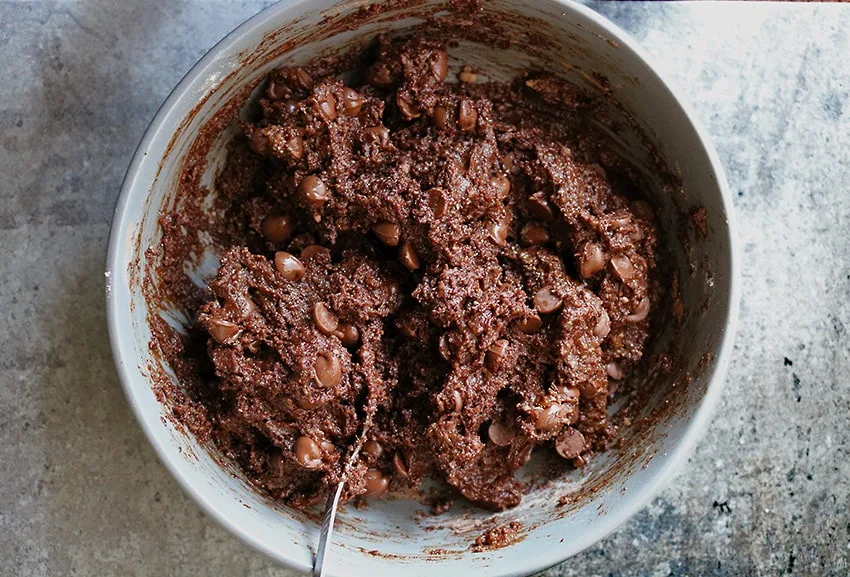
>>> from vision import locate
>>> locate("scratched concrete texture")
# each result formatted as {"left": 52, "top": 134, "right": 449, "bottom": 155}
{"left": 0, "top": 2, "right": 848, "bottom": 576}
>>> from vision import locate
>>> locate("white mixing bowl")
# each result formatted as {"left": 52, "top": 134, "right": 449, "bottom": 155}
{"left": 106, "top": 1, "right": 740, "bottom": 575}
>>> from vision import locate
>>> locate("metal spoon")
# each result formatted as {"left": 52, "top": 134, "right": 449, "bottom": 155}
{"left": 312, "top": 416, "right": 373, "bottom": 577}
{"left": 312, "top": 480, "right": 344, "bottom": 577}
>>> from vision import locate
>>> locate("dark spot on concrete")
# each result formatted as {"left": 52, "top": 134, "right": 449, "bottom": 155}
{"left": 830, "top": 314, "right": 846, "bottom": 336}
{"left": 787, "top": 465, "right": 796, "bottom": 482}
{"left": 631, "top": 498, "right": 681, "bottom": 542}
{"left": 792, "top": 373, "right": 801, "bottom": 402}
{"left": 784, "top": 357, "right": 793, "bottom": 366}
{"left": 737, "top": 190, "right": 744, "bottom": 197}
{"left": 15, "top": 117, "right": 23, "bottom": 127}
{"left": 806, "top": 473, "right": 813, "bottom": 481}
{"left": 823, "top": 91, "right": 845, "bottom": 120}
{"left": 154, "top": 492, "right": 161, "bottom": 502}
{"left": 667, "top": 559, "right": 691, "bottom": 576}
{"left": 786, "top": 551, "right": 796, "bottom": 573}
{"left": 0, "top": 211, "right": 16, "bottom": 230}
{"left": 712, "top": 500, "right": 731, "bottom": 514}
{"left": 48, "top": 198, "right": 89, "bottom": 226}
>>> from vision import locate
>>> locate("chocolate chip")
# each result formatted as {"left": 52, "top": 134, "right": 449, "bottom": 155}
{"left": 428, "top": 188, "right": 447, "bottom": 218}
{"left": 555, "top": 427, "right": 585, "bottom": 460}
{"left": 362, "top": 440, "right": 383, "bottom": 460}
{"left": 342, "top": 87, "right": 364, "bottom": 116}
{"left": 630, "top": 227, "right": 645, "bottom": 242}
{"left": 208, "top": 319, "right": 240, "bottom": 343}
{"left": 535, "top": 403, "right": 563, "bottom": 431}
{"left": 437, "top": 389, "right": 463, "bottom": 413}
{"left": 312, "top": 303, "right": 339, "bottom": 335}
{"left": 438, "top": 333, "right": 453, "bottom": 361}
{"left": 295, "top": 395, "right": 323, "bottom": 410}
{"left": 431, "top": 106, "right": 449, "bottom": 129}
{"left": 300, "top": 244, "right": 327, "bottom": 261}
{"left": 458, "top": 99, "right": 477, "bottom": 131}
{"left": 364, "top": 469, "right": 390, "bottom": 497}
{"left": 518, "top": 313, "right": 542, "bottom": 334}
{"left": 520, "top": 223, "right": 549, "bottom": 246}
{"left": 294, "top": 67, "right": 313, "bottom": 90}
{"left": 300, "top": 175, "right": 330, "bottom": 209}
{"left": 491, "top": 174, "right": 511, "bottom": 197}
{"left": 363, "top": 125, "right": 390, "bottom": 147}
{"left": 396, "top": 93, "right": 420, "bottom": 120}
{"left": 337, "top": 324, "right": 360, "bottom": 348}
{"left": 527, "top": 193, "right": 555, "bottom": 221}
{"left": 487, "top": 419, "right": 514, "bottom": 446}
{"left": 284, "top": 135, "right": 303, "bottom": 159}
{"left": 580, "top": 242, "right": 606, "bottom": 278}
{"left": 610, "top": 254, "right": 635, "bottom": 280}
{"left": 274, "top": 251, "right": 305, "bottom": 281}
{"left": 374, "top": 221, "right": 400, "bottom": 246}
{"left": 393, "top": 451, "right": 409, "bottom": 478}
{"left": 249, "top": 129, "right": 269, "bottom": 154}
{"left": 398, "top": 242, "right": 420, "bottom": 270}
{"left": 294, "top": 436, "right": 323, "bottom": 468}
{"left": 240, "top": 295, "right": 257, "bottom": 319}
{"left": 368, "top": 63, "right": 393, "bottom": 87}
{"left": 316, "top": 95, "right": 337, "bottom": 121}
{"left": 266, "top": 80, "right": 286, "bottom": 101}
{"left": 625, "top": 296, "right": 650, "bottom": 323}
{"left": 261, "top": 214, "right": 293, "bottom": 243}
{"left": 630, "top": 199, "right": 655, "bottom": 221}
{"left": 431, "top": 50, "right": 448, "bottom": 82}
{"left": 487, "top": 219, "right": 508, "bottom": 246}
{"left": 607, "top": 210, "right": 632, "bottom": 228}
{"left": 484, "top": 339, "right": 509, "bottom": 372}
{"left": 314, "top": 351, "right": 342, "bottom": 388}
{"left": 594, "top": 309, "right": 611, "bottom": 338}
{"left": 607, "top": 361, "right": 624, "bottom": 380}
{"left": 459, "top": 66, "right": 477, "bottom": 83}
{"left": 534, "top": 286, "right": 562, "bottom": 314}
{"left": 451, "top": 390, "right": 463, "bottom": 413}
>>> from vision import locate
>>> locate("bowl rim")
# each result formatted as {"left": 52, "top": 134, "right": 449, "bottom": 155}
{"left": 105, "top": 1, "right": 740, "bottom": 574}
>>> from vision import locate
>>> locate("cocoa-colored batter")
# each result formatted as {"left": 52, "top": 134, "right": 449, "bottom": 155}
{"left": 156, "top": 35, "right": 662, "bottom": 511}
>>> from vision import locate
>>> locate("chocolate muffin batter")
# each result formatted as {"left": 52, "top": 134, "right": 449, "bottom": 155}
{"left": 159, "top": 35, "right": 662, "bottom": 511}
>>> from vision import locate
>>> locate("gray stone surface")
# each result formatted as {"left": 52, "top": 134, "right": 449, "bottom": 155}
{"left": 1, "top": 1, "right": 848, "bottom": 576}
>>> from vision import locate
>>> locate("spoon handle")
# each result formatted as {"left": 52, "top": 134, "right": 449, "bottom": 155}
{"left": 312, "top": 480, "right": 345, "bottom": 577}
{"left": 312, "top": 410, "right": 373, "bottom": 576}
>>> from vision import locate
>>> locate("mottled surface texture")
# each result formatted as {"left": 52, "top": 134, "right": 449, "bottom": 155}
{"left": 1, "top": 2, "right": 848, "bottom": 576}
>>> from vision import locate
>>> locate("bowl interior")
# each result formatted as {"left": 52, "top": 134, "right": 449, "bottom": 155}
{"left": 107, "top": 1, "right": 737, "bottom": 575}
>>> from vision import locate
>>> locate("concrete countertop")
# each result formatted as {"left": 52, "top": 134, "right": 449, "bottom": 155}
{"left": 1, "top": 2, "right": 848, "bottom": 575}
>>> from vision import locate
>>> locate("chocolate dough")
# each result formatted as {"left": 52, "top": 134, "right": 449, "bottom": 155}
{"left": 165, "top": 35, "right": 661, "bottom": 511}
